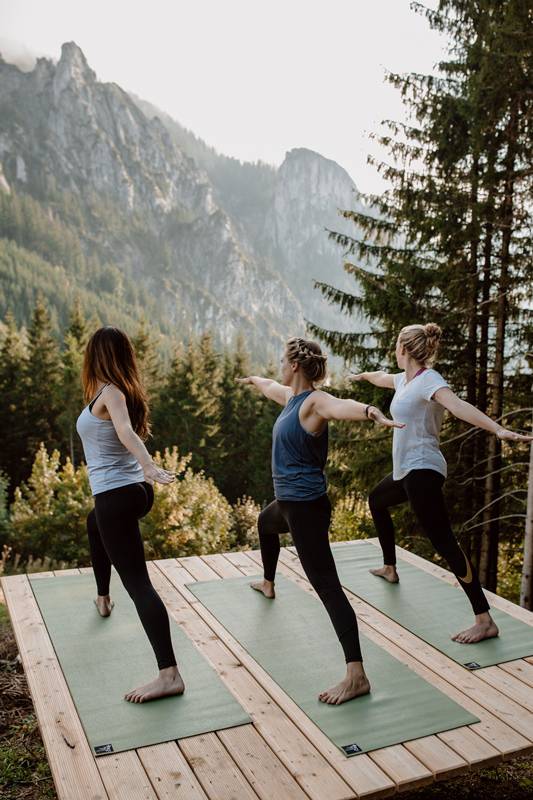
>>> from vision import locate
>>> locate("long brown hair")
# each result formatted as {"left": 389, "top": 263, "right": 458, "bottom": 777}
{"left": 82, "top": 326, "right": 151, "bottom": 440}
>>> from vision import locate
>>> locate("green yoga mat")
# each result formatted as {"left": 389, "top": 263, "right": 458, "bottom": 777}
{"left": 187, "top": 573, "right": 478, "bottom": 756}
{"left": 30, "top": 572, "right": 250, "bottom": 756}
{"left": 330, "top": 540, "right": 533, "bottom": 670}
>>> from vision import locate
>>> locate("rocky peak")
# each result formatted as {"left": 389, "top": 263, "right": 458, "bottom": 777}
{"left": 55, "top": 41, "right": 96, "bottom": 87}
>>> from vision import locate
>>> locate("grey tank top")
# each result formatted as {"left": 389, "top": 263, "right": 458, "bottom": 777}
{"left": 76, "top": 383, "right": 144, "bottom": 496}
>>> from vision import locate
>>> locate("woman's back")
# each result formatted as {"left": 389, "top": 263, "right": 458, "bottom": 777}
{"left": 76, "top": 384, "right": 144, "bottom": 496}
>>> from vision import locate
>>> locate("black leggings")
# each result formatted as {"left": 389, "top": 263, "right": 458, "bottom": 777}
{"left": 258, "top": 493, "right": 363, "bottom": 663}
{"left": 368, "top": 469, "right": 490, "bottom": 615}
{"left": 87, "top": 481, "right": 177, "bottom": 670}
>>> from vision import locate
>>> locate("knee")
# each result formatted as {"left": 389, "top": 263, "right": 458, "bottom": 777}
{"left": 310, "top": 570, "right": 342, "bottom": 600}
{"left": 368, "top": 489, "right": 381, "bottom": 515}
{"left": 86, "top": 509, "right": 98, "bottom": 534}
{"left": 257, "top": 508, "right": 271, "bottom": 537}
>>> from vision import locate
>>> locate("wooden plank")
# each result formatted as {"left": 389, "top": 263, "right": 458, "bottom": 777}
{"left": 137, "top": 742, "right": 209, "bottom": 799}
{"left": 403, "top": 735, "right": 468, "bottom": 778}
{"left": 201, "top": 553, "right": 244, "bottom": 579}
{"left": 499, "top": 660, "right": 533, "bottom": 688}
{"left": 437, "top": 727, "right": 500, "bottom": 767}
{"left": 179, "top": 556, "right": 218, "bottom": 582}
{"left": 267, "top": 547, "right": 533, "bottom": 757}
{"left": 97, "top": 750, "right": 159, "bottom": 799}
{"left": 27, "top": 570, "right": 56, "bottom": 578}
{"left": 152, "top": 559, "right": 394, "bottom": 799}
{"left": 217, "top": 724, "right": 309, "bottom": 800}
{"left": 476, "top": 667, "right": 533, "bottom": 713}
{"left": 54, "top": 567, "right": 83, "bottom": 576}
{"left": 367, "top": 746, "right": 432, "bottom": 791}
{"left": 179, "top": 732, "right": 260, "bottom": 800}
{"left": 0, "top": 574, "right": 109, "bottom": 800}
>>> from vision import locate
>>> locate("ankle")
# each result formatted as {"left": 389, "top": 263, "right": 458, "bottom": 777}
{"left": 159, "top": 665, "right": 178, "bottom": 677}
{"left": 346, "top": 661, "right": 366, "bottom": 680}
{"left": 475, "top": 612, "right": 492, "bottom": 624}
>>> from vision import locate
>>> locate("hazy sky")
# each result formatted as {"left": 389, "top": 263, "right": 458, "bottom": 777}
{"left": 0, "top": 0, "right": 446, "bottom": 195}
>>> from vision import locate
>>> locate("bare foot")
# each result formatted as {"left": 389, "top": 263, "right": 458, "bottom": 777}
{"left": 369, "top": 565, "right": 399, "bottom": 583}
{"left": 452, "top": 613, "right": 499, "bottom": 644}
{"left": 250, "top": 579, "right": 275, "bottom": 599}
{"left": 94, "top": 595, "right": 114, "bottom": 616}
{"left": 319, "top": 663, "right": 371, "bottom": 705}
{"left": 124, "top": 666, "right": 185, "bottom": 703}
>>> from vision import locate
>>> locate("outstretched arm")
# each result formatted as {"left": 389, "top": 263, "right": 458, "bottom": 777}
{"left": 312, "top": 391, "right": 405, "bottom": 429}
{"left": 236, "top": 376, "right": 291, "bottom": 406}
{"left": 350, "top": 370, "right": 396, "bottom": 389}
{"left": 433, "top": 387, "right": 533, "bottom": 442}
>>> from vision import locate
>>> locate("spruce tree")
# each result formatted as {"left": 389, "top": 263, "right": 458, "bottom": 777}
{"left": 23, "top": 297, "right": 63, "bottom": 480}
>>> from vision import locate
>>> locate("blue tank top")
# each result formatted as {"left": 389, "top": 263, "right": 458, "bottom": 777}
{"left": 271, "top": 390, "right": 328, "bottom": 501}
{"left": 75, "top": 383, "right": 145, "bottom": 496}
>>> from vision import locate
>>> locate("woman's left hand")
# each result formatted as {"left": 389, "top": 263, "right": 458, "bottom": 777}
{"left": 368, "top": 407, "right": 406, "bottom": 429}
{"left": 142, "top": 460, "right": 176, "bottom": 486}
{"left": 496, "top": 427, "right": 533, "bottom": 443}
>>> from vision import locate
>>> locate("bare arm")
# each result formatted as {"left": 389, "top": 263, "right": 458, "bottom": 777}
{"left": 312, "top": 391, "right": 404, "bottom": 428}
{"left": 236, "top": 376, "right": 291, "bottom": 406}
{"left": 350, "top": 370, "right": 396, "bottom": 389}
{"left": 104, "top": 386, "right": 175, "bottom": 484}
{"left": 434, "top": 387, "right": 533, "bottom": 442}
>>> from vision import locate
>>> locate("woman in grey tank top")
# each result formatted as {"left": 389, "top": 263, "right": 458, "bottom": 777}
{"left": 76, "top": 326, "right": 183, "bottom": 704}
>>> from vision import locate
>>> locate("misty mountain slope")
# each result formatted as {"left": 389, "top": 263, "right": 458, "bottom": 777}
{"left": 0, "top": 42, "right": 365, "bottom": 360}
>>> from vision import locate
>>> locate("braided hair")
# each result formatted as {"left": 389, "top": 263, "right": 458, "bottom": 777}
{"left": 285, "top": 337, "right": 328, "bottom": 383}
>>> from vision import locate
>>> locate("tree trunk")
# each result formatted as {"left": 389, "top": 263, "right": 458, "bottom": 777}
{"left": 463, "top": 157, "right": 480, "bottom": 561}
{"left": 520, "top": 414, "right": 533, "bottom": 609}
{"left": 479, "top": 102, "right": 519, "bottom": 591}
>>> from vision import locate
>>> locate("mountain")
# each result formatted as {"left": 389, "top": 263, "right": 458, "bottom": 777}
{"left": 0, "top": 42, "right": 363, "bottom": 362}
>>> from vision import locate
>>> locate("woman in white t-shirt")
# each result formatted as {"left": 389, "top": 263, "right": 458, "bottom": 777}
{"left": 353, "top": 323, "right": 533, "bottom": 645}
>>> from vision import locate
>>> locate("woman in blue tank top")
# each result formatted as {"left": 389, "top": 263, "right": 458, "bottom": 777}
{"left": 76, "top": 326, "right": 182, "bottom": 704}
{"left": 238, "top": 336, "right": 403, "bottom": 705}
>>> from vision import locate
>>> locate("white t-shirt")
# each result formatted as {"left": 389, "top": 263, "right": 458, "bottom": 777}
{"left": 389, "top": 368, "right": 450, "bottom": 481}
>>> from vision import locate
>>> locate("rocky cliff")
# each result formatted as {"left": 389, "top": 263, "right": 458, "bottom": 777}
{"left": 0, "top": 42, "right": 364, "bottom": 361}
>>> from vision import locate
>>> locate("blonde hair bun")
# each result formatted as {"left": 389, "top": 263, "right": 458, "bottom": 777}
{"left": 399, "top": 323, "right": 442, "bottom": 367}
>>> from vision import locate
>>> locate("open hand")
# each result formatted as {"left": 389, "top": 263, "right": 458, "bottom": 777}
{"left": 349, "top": 372, "right": 367, "bottom": 382}
{"left": 369, "top": 407, "right": 405, "bottom": 429}
{"left": 142, "top": 461, "right": 176, "bottom": 486}
{"left": 236, "top": 376, "right": 253, "bottom": 384}
{"left": 496, "top": 427, "right": 533, "bottom": 443}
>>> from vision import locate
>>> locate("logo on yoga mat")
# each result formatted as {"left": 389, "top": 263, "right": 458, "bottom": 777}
{"left": 94, "top": 743, "right": 114, "bottom": 755}
{"left": 464, "top": 661, "right": 481, "bottom": 670}
{"left": 342, "top": 743, "right": 362, "bottom": 755}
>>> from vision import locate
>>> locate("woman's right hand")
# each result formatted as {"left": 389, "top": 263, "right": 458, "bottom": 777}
{"left": 236, "top": 376, "right": 253, "bottom": 384}
{"left": 349, "top": 372, "right": 368, "bottom": 382}
{"left": 142, "top": 460, "right": 176, "bottom": 486}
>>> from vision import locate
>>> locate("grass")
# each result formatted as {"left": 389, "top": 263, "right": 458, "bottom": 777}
{"left": 1, "top": 595, "right": 533, "bottom": 799}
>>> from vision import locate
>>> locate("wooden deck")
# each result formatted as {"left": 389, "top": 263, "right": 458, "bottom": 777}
{"left": 2, "top": 537, "right": 533, "bottom": 800}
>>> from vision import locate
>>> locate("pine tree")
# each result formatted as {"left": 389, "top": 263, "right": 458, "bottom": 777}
{"left": 152, "top": 333, "right": 223, "bottom": 475}
{"left": 57, "top": 298, "right": 89, "bottom": 466}
{"left": 23, "top": 297, "right": 63, "bottom": 479}
{"left": 0, "top": 311, "right": 29, "bottom": 496}
{"left": 131, "top": 316, "right": 163, "bottom": 400}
